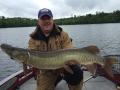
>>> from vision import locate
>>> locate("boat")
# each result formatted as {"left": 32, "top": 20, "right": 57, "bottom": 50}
{"left": 0, "top": 55, "right": 120, "bottom": 90}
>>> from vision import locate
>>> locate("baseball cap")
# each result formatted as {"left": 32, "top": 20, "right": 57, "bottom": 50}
{"left": 38, "top": 8, "right": 53, "bottom": 18}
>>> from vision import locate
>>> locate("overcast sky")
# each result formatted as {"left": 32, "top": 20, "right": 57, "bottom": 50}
{"left": 0, "top": 0, "right": 120, "bottom": 19}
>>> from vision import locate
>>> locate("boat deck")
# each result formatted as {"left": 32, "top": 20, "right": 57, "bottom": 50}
{"left": 18, "top": 71, "right": 117, "bottom": 90}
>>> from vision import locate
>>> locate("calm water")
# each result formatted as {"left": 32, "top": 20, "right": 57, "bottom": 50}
{"left": 0, "top": 23, "right": 120, "bottom": 81}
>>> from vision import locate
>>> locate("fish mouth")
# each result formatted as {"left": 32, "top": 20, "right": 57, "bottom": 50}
{"left": 0, "top": 44, "right": 13, "bottom": 55}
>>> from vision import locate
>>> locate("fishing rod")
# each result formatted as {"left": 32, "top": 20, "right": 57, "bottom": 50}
{"left": 83, "top": 64, "right": 105, "bottom": 83}
{"left": 83, "top": 73, "right": 106, "bottom": 83}
{"left": 83, "top": 72, "right": 120, "bottom": 89}
{"left": 83, "top": 70, "right": 120, "bottom": 89}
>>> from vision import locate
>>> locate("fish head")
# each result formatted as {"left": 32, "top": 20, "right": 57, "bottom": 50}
{"left": 1, "top": 44, "right": 14, "bottom": 57}
{"left": 1, "top": 44, "right": 28, "bottom": 62}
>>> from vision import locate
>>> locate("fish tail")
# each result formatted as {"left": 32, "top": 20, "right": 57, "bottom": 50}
{"left": 104, "top": 57, "right": 118, "bottom": 78}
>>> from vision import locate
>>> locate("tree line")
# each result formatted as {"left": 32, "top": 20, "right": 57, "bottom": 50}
{"left": 54, "top": 10, "right": 120, "bottom": 25}
{"left": 0, "top": 17, "right": 37, "bottom": 28}
{"left": 0, "top": 10, "right": 120, "bottom": 28}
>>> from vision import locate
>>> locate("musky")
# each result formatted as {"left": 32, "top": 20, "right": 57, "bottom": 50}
{"left": 0, "top": 0, "right": 120, "bottom": 19}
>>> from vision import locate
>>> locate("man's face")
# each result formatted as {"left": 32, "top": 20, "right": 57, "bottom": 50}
{"left": 38, "top": 15, "right": 54, "bottom": 34}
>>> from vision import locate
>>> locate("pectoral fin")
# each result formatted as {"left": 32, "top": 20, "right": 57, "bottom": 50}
{"left": 85, "top": 64, "right": 96, "bottom": 75}
{"left": 23, "top": 63, "right": 28, "bottom": 75}
{"left": 63, "top": 65, "right": 74, "bottom": 74}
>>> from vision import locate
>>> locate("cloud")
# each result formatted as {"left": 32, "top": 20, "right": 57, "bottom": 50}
{"left": 43, "top": 0, "right": 120, "bottom": 18}
{"left": 0, "top": 0, "right": 120, "bottom": 19}
{"left": 0, "top": 0, "right": 38, "bottom": 18}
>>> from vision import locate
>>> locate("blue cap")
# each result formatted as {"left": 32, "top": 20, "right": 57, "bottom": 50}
{"left": 38, "top": 8, "right": 53, "bottom": 18}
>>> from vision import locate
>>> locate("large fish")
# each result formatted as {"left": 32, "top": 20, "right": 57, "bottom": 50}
{"left": 0, "top": 44, "right": 118, "bottom": 77}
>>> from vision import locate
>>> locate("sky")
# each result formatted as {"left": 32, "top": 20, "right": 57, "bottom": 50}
{"left": 0, "top": 0, "right": 120, "bottom": 19}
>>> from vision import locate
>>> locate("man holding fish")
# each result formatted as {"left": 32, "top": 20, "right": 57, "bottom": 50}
{"left": 28, "top": 8, "right": 84, "bottom": 90}
{"left": 1, "top": 8, "right": 118, "bottom": 90}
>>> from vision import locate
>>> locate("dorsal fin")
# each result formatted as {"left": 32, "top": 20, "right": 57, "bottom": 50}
{"left": 82, "top": 46, "right": 100, "bottom": 54}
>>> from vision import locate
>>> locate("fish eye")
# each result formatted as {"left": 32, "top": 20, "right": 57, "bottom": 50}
{"left": 11, "top": 47, "right": 14, "bottom": 51}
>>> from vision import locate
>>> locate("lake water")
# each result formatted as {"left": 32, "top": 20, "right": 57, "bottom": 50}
{"left": 0, "top": 23, "right": 120, "bottom": 81}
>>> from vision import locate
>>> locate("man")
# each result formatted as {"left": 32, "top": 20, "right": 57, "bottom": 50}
{"left": 28, "top": 8, "right": 83, "bottom": 90}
